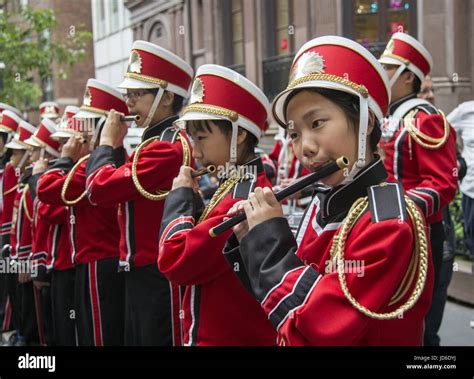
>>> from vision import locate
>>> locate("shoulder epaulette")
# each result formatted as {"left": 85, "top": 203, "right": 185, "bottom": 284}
{"left": 415, "top": 103, "right": 439, "bottom": 116}
{"left": 232, "top": 173, "right": 257, "bottom": 200}
{"left": 367, "top": 182, "right": 407, "bottom": 223}
{"left": 159, "top": 126, "right": 180, "bottom": 143}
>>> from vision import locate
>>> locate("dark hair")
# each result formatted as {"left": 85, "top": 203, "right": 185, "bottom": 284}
{"left": 186, "top": 119, "right": 258, "bottom": 162}
{"left": 402, "top": 68, "right": 421, "bottom": 94}
{"left": 284, "top": 88, "right": 380, "bottom": 151}
{"left": 0, "top": 132, "right": 8, "bottom": 145}
{"left": 147, "top": 89, "right": 184, "bottom": 114}
{"left": 171, "top": 94, "right": 184, "bottom": 114}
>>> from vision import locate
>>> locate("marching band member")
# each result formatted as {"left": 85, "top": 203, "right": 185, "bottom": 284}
{"left": 37, "top": 79, "right": 128, "bottom": 346}
{"left": 39, "top": 101, "right": 60, "bottom": 121}
{"left": 0, "top": 107, "right": 23, "bottom": 343}
{"left": 5, "top": 120, "right": 42, "bottom": 346}
{"left": 158, "top": 64, "right": 277, "bottom": 346}
{"left": 225, "top": 36, "right": 434, "bottom": 346}
{"left": 25, "top": 117, "right": 63, "bottom": 346}
{"left": 33, "top": 105, "right": 80, "bottom": 346}
{"left": 85, "top": 41, "right": 194, "bottom": 346}
{"left": 378, "top": 33, "right": 458, "bottom": 345}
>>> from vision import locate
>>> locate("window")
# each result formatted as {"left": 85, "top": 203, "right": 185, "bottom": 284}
{"left": 96, "top": 0, "right": 106, "bottom": 38}
{"left": 110, "top": 0, "right": 120, "bottom": 33}
{"left": 344, "top": 0, "right": 417, "bottom": 57}
{"left": 222, "top": 0, "right": 245, "bottom": 73}
{"left": 275, "top": 0, "right": 291, "bottom": 56}
{"left": 148, "top": 21, "right": 167, "bottom": 46}
{"left": 41, "top": 76, "right": 54, "bottom": 101}
{"left": 262, "top": 0, "right": 294, "bottom": 100}
{"left": 231, "top": 0, "right": 244, "bottom": 66}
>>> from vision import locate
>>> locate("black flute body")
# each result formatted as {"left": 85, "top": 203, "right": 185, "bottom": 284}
{"left": 209, "top": 156, "right": 349, "bottom": 237}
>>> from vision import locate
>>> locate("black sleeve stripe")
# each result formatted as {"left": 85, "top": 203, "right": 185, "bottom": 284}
{"left": 408, "top": 192, "right": 428, "bottom": 216}
{"left": 268, "top": 267, "right": 320, "bottom": 330}
{"left": 413, "top": 187, "right": 440, "bottom": 213}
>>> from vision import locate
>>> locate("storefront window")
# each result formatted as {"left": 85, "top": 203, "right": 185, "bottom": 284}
{"left": 346, "top": 0, "right": 416, "bottom": 57}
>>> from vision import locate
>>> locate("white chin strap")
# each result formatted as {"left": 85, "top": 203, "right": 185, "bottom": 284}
{"left": 17, "top": 150, "right": 30, "bottom": 170}
{"left": 342, "top": 94, "right": 369, "bottom": 184}
{"left": 229, "top": 121, "right": 239, "bottom": 165}
{"left": 142, "top": 87, "right": 165, "bottom": 129}
{"left": 389, "top": 64, "right": 407, "bottom": 87}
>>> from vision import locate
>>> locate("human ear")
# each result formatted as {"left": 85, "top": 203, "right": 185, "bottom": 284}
{"left": 236, "top": 128, "right": 248, "bottom": 146}
{"left": 367, "top": 111, "right": 376, "bottom": 135}
{"left": 160, "top": 91, "right": 175, "bottom": 107}
{"left": 403, "top": 71, "right": 416, "bottom": 86}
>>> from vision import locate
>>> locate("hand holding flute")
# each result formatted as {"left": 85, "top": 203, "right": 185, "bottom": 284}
{"left": 211, "top": 156, "right": 349, "bottom": 237}
{"left": 120, "top": 114, "right": 141, "bottom": 122}
{"left": 191, "top": 165, "right": 216, "bottom": 178}
{"left": 100, "top": 109, "right": 131, "bottom": 147}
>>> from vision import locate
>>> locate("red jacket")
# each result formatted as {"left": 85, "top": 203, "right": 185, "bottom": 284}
{"left": 37, "top": 201, "right": 71, "bottom": 271}
{"left": 380, "top": 95, "right": 458, "bottom": 224}
{"left": 10, "top": 182, "right": 32, "bottom": 262}
{"left": 86, "top": 118, "right": 193, "bottom": 269}
{"left": 37, "top": 156, "right": 121, "bottom": 265}
{"left": 1, "top": 163, "right": 18, "bottom": 245}
{"left": 159, "top": 157, "right": 277, "bottom": 346}
{"left": 30, "top": 195, "right": 72, "bottom": 278}
{"left": 226, "top": 157, "right": 434, "bottom": 346}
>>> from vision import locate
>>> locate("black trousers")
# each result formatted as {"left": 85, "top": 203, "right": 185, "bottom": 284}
{"left": 124, "top": 264, "right": 175, "bottom": 346}
{"left": 0, "top": 273, "right": 14, "bottom": 332}
{"left": 0, "top": 273, "right": 7, "bottom": 329}
{"left": 51, "top": 268, "right": 76, "bottom": 346}
{"left": 38, "top": 285, "right": 54, "bottom": 346}
{"left": 3, "top": 271, "right": 18, "bottom": 332}
{"left": 18, "top": 281, "right": 41, "bottom": 345}
{"left": 75, "top": 257, "right": 124, "bottom": 346}
{"left": 424, "top": 221, "right": 446, "bottom": 346}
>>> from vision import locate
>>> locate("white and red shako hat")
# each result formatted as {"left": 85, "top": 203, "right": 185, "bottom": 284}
{"left": 379, "top": 32, "right": 433, "bottom": 86}
{"left": 119, "top": 41, "right": 194, "bottom": 129}
{"left": 24, "top": 118, "right": 61, "bottom": 157}
{"left": 39, "top": 101, "right": 60, "bottom": 119}
{"left": 119, "top": 40, "right": 194, "bottom": 97}
{"left": 51, "top": 105, "right": 81, "bottom": 139}
{"left": 5, "top": 120, "right": 36, "bottom": 150}
{"left": 75, "top": 79, "right": 129, "bottom": 119}
{"left": 178, "top": 64, "right": 270, "bottom": 164}
{"left": 0, "top": 103, "right": 21, "bottom": 117}
{"left": 272, "top": 35, "right": 390, "bottom": 172}
{"left": 0, "top": 110, "right": 23, "bottom": 134}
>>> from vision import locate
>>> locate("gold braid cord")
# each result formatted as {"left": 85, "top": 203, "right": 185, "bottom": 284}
{"left": 198, "top": 176, "right": 241, "bottom": 223}
{"left": 405, "top": 109, "right": 450, "bottom": 149}
{"left": 4, "top": 184, "right": 19, "bottom": 196}
{"left": 21, "top": 184, "right": 33, "bottom": 222}
{"left": 61, "top": 154, "right": 91, "bottom": 206}
{"left": 132, "top": 132, "right": 191, "bottom": 201}
{"left": 330, "top": 195, "right": 428, "bottom": 320}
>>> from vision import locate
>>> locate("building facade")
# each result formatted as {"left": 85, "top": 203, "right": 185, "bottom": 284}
{"left": 26, "top": 0, "right": 95, "bottom": 122}
{"left": 91, "top": 0, "right": 133, "bottom": 86}
{"left": 124, "top": 0, "right": 473, "bottom": 112}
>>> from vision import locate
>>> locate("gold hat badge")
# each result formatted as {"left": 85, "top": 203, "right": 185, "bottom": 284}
{"left": 44, "top": 105, "right": 57, "bottom": 115}
{"left": 382, "top": 38, "right": 395, "bottom": 56}
{"left": 128, "top": 50, "right": 142, "bottom": 74}
{"left": 83, "top": 87, "right": 92, "bottom": 107}
{"left": 289, "top": 51, "right": 325, "bottom": 84}
{"left": 190, "top": 77, "right": 205, "bottom": 104}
